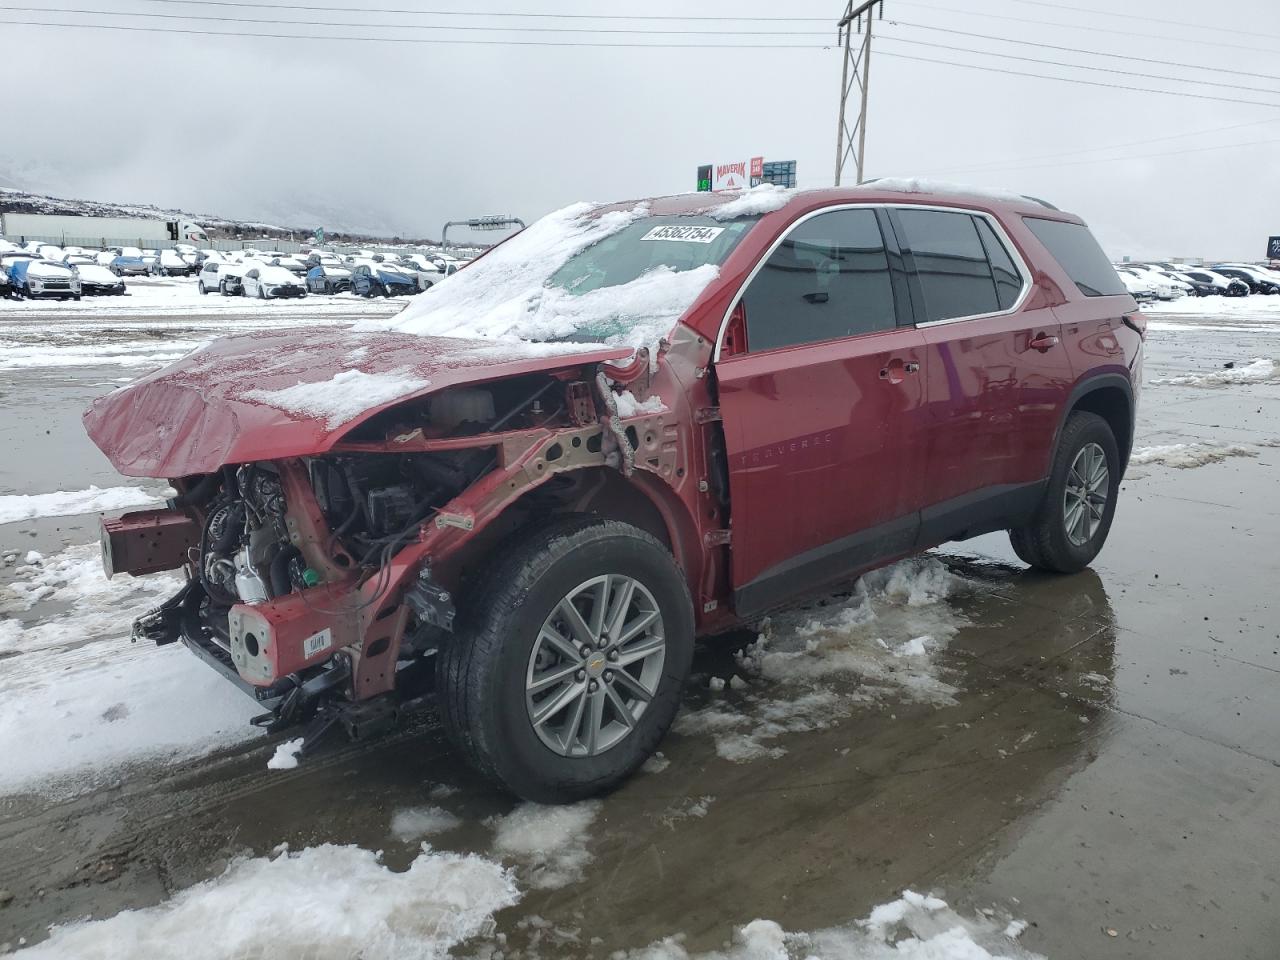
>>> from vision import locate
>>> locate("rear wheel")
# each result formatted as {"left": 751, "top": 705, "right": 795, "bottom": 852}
{"left": 437, "top": 517, "right": 694, "bottom": 803}
{"left": 1009, "top": 411, "right": 1120, "bottom": 573}
{"left": 198, "top": 281, "right": 207, "bottom": 295}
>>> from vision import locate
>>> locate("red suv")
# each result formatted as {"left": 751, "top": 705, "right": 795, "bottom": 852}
{"left": 85, "top": 185, "right": 1143, "bottom": 801}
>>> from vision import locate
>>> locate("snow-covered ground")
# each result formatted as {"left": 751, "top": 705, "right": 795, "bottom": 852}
{"left": 677, "top": 556, "right": 966, "bottom": 763}
{"left": 18, "top": 839, "right": 1038, "bottom": 960}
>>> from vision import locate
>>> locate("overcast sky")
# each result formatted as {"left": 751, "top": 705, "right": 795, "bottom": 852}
{"left": 1, "top": 0, "right": 1277, "bottom": 258}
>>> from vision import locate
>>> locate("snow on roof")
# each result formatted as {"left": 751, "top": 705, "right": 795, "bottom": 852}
{"left": 359, "top": 200, "right": 719, "bottom": 353}
{"left": 859, "top": 177, "right": 1031, "bottom": 204}
{"left": 243, "top": 369, "right": 431, "bottom": 428}
{"left": 707, "top": 183, "right": 794, "bottom": 221}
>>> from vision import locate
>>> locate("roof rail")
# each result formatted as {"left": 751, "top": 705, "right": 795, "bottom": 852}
{"left": 1021, "top": 195, "right": 1059, "bottom": 210}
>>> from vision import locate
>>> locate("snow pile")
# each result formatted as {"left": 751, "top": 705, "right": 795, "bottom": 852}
{"left": 1129, "top": 442, "right": 1258, "bottom": 468}
{"left": 708, "top": 183, "right": 793, "bottom": 221}
{"left": 243, "top": 368, "right": 431, "bottom": 428}
{"left": 0, "top": 543, "right": 258, "bottom": 795}
{"left": 0, "top": 638, "right": 259, "bottom": 796}
{"left": 266, "top": 738, "right": 304, "bottom": 770}
{"left": 361, "top": 201, "right": 721, "bottom": 352}
{"left": 677, "top": 557, "right": 965, "bottom": 762}
{"left": 1149, "top": 357, "right": 1278, "bottom": 387}
{"left": 860, "top": 177, "right": 1029, "bottom": 204}
{"left": 391, "top": 806, "right": 463, "bottom": 841}
{"left": 616, "top": 890, "right": 1039, "bottom": 959}
{"left": 613, "top": 389, "right": 667, "bottom": 417}
{"left": 0, "top": 542, "right": 181, "bottom": 652}
{"left": 488, "top": 801, "right": 602, "bottom": 890}
{"left": 20, "top": 844, "right": 520, "bottom": 960}
{"left": 0, "top": 484, "right": 165, "bottom": 525}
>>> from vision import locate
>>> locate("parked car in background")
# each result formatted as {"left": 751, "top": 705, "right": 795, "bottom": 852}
{"left": 0, "top": 264, "right": 10, "bottom": 298}
{"left": 243, "top": 264, "right": 307, "bottom": 299}
{"left": 1182, "top": 269, "right": 1249, "bottom": 296}
{"left": 139, "top": 250, "right": 161, "bottom": 274}
{"left": 8, "top": 258, "right": 81, "bottom": 300}
{"left": 198, "top": 259, "right": 223, "bottom": 294}
{"left": 217, "top": 262, "right": 245, "bottom": 296}
{"left": 73, "top": 261, "right": 128, "bottom": 295}
{"left": 158, "top": 249, "right": 191, "bottom": 277}
{"left": 35, "top": 244, "right": 64, "bottom": 262}
{"left": 1119, "top": 266, "right": 1178, "bottom": 300}
{"left": 1211, "top": 265, "right": 1280, "bottom": 295}
{"left": 1167, "top": 271, "right": 1213, "bottom": 296}
{"left": 305, "top": 263, "right": 352, "bottom": 294}
{"left": 1118, "top": 270, "right": 1157, "bottom": 302}
{"left": 351, "top": 261, "right": 418, "bottom": 297}
{"left": 270, "top": 256, "right": 307, "bottom": 277}
{"left": 111, "top": 252, "right": 152, "bottom": 277}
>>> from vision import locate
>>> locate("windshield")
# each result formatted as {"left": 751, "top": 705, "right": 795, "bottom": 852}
{"left": 362, "top": 203, "right": 759, "bottom": 349}
{"left": 548, "top": 217, "right": 753, "bottom": 298}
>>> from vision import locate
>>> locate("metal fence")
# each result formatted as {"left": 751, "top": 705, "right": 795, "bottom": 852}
{"left": 5, "top": 233, "right": 483, "bottom": 259}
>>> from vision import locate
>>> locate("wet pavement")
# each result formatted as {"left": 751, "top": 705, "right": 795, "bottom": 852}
{"left": 1, "top": 295, "right": 1278, "bottom": 958}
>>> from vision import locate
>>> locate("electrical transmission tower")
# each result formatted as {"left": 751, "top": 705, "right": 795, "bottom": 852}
{"left": 834, "top": 0, "right": 884, "bottom": 186}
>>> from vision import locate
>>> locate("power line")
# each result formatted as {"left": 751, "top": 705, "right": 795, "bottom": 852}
{"left": 119, "top": 0, "right": 834, "bottom": 21}
{"left": 938, "top": 116, "right": 1280, "bottom": 175}
{"left": 877, "top": 50, "right": 1280, "bottom": 109}
{"left": 6, "top": 13, "right": 1280, "bottom": 114}
{"left": 0, "top": 18, "right": 833, "bottom": 46}
{"left": 894, "top": 0, "right": 1280, "bottom": 57}
{"left": 887, "top": 19, "right": 1280, "bottom": 84}
{"left": 930, "top": 135, "right": 1280, "bottom": 177}
{"left": 0, "top": 5, "right": 838, "bottom": 33}
{"left": 1004, "top": 0, "right": 1280, "bottom": 44}
{"left": 879, "top": 35, "right": 1280, "bottom": 97}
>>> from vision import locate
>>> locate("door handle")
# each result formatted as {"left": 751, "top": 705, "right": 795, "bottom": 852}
{"left": 1029, "top": 333, "right": 1059, "bottom": 352}
{"left": 879, "top": 358, "right": 919, "bottom": 384}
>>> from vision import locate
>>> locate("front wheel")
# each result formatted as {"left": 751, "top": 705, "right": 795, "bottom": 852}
{"left": 198, "top": 281, "right": 207, "bottom": 295}
{"left": 1009, "top": 411, "right": 1120, "bottom": 573}
{"left": 437, "top": 517, "right": 694, "bottom": 803}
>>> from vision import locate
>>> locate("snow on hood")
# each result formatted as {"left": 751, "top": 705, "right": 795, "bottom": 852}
{"left": 74, "top": 263, "right": 120, "bottom": 284}
{"left": 360, "top": 200, "right": 721, "bottom": 353}
{"left": 258, "top": 265, "right": 300, "bottom": 284}
{"left": 28, "top": 260, "right": 75, "bottom": 278}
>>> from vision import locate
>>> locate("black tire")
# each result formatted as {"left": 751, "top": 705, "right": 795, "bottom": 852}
{"left": 1009, "top": 411, "right": 1120, "bottom": 573}
{"left": 436, "top": 516, "right": 694, "bottom": 803}
{"left": 198, "top": 281, "right": 207, "bottom": 295}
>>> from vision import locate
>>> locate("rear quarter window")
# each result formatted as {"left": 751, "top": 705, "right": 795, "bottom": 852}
{"left": 1023, "top": 217, "right": 1126, "bottom": 297}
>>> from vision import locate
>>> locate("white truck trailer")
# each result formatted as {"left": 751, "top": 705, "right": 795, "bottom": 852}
{"left": 0, "top": 213, "right": 208, "bottom": 246}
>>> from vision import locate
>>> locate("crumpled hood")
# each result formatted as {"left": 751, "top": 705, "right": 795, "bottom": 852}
{"left": 83, "top": 327, "right": 629, "bottom": 478}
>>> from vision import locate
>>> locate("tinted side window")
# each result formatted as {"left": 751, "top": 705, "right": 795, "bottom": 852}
{"left": 894, "top": 209, "right": 999, "bottom": 322}
{"left": 974, "top": 217, "right": 1023, "bottom": 310}
{"left": 1023, "top": 216, "right": 1126, "bottom": 297}
{"left": 743, "top": 208, "right": 896, "bottom": 352}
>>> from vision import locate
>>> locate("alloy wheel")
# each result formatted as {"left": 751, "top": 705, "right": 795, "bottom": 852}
{"left": 525, "top": 574, "right": 666, "bottom": 757}
{"left": 1064, "top": 442, "right": 1109, "bottom": 547}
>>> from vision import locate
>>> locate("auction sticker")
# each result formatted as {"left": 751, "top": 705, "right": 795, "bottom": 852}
{"left": 303, "top": 628, "right": 333, "bottom": 658}
{"left": 640, "top": 225, "right": 725, "bottom": 244}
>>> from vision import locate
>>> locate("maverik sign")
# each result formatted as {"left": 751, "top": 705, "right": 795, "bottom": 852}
{"left": 710, "top": 157, "right": 764, "bottom": 191}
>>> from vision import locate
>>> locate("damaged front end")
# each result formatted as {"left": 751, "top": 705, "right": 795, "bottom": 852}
{"left": 102, "top": 358, "right": 678, "bottom": 754}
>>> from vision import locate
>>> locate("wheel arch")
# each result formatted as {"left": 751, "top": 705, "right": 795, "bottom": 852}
{"left": 1061, "top": 373, "right": 1134, "bottom": 471}
{"left": 437, "top": 464, "right": 703, "bottom": 605}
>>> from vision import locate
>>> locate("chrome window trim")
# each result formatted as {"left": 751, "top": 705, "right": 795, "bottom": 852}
{"left": 712, "top": 202, "right": 1032, "bottom": 361}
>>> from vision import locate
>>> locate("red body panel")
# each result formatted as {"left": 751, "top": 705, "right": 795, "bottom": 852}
{"left": 716, "top": 327, "right": 929, "bottom": 588}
